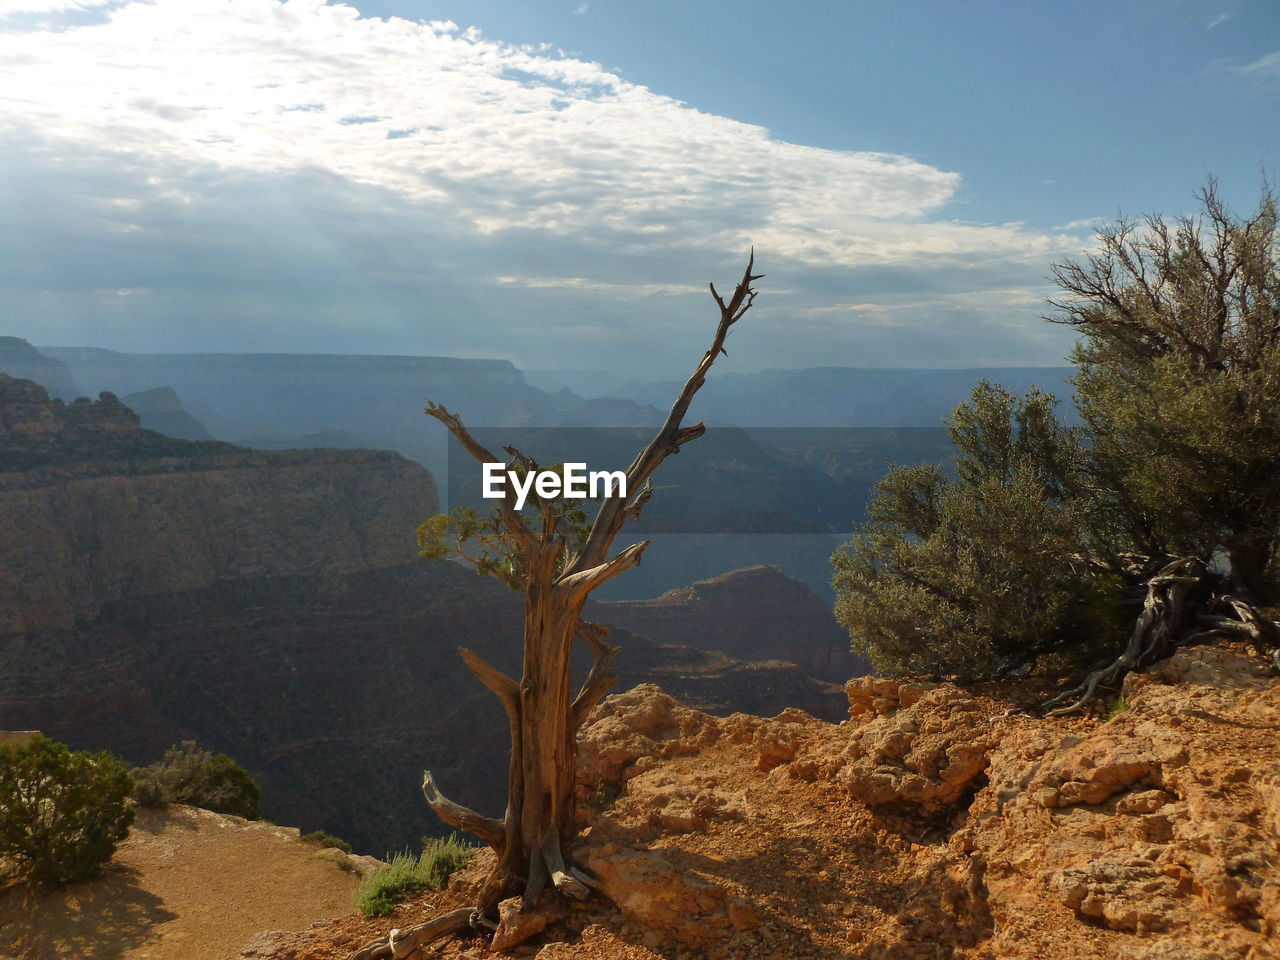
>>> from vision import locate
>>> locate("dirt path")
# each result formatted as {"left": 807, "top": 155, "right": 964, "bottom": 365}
{"left": 0, "top": 805, "right": 365, "bottom": 960}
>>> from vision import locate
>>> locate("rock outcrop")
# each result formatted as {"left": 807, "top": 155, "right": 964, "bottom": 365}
{"left": 579, "top": 645, "right": 1279, "bottom": 958}
{"left": 966, "top": 645, "right": 1280, "bottom": 956}
{"left": 0, "top": 337, "right": 78, "bottom": 400}
{"left": 590, "top": 565, "right": 868, "bottom": 686}
{"left": 275, "top": 642, "right": 1279, "bottom": 959}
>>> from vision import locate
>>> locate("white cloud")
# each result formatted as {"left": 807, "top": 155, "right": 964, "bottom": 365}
{"left": 0, "top": 0, "right": 1096, "bottom": 370}
{"left": 0, "top": 0, "right": 1079, "bottom": 271}
{"left": 1054, "top": 216, "right": 1105, "bottom": 231}
{"left": 496, "top": 276, "right": 706, "bottom": 295}
{"left": 0, "top": 0, "right": 115, "bottom": 14}
{"left": 1240, "top": 50, "right": 1280, "bottom": 76}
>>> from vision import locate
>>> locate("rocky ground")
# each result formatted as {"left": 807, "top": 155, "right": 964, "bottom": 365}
{"left": 233, "top": 642, "right": 1277, "bottom": 958}
{"left": 0, "top": 805, "right": 376, "bottom": 960}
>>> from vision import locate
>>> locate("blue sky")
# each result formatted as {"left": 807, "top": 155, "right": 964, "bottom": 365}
{"left": 0, "top": 0, "right": 1276, "bottom": 375}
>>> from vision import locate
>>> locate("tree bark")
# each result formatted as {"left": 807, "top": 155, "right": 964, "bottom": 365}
{"left": 1041, "top": 556, "right": 1280, "bottom": 716}
{"left": 351, "top": 257, "right": 761, "bottom": 958}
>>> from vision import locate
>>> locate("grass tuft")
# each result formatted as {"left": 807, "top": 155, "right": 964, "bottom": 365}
{"left": 300, "top": 829, "right": 352, "bottom": 854}
{"left": 309, "top": 850, "right": 355, "bottom": 872}
{"left": 1107, "top": 694, "right": 1129, "bottom": 719}
{"left": 355, "top": 835, "right": 475, "bottom": 917}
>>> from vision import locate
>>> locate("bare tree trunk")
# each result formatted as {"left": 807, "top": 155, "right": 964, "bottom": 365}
{"left": 350, "top": 258, "right": 760, "bottom": 959}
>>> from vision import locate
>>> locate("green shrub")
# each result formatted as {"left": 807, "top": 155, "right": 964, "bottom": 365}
{"left": 356, "top": 835, "right": 476, "bottom": 917}
{"left": 301, "top": 829, "right": 352, "bottom": 854}
{"left": 832, "top": 383, "right": 1125, "bottom": 680}
{"left": 0, "top": 734, "right": 134, "bottom": 888}
{"left": 130, "top": 740, "right": 260, "bottom": 819}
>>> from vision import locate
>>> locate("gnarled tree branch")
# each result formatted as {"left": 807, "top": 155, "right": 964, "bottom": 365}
{"left": 557, "top": 541, "right": 649, "bottom": 600}
{"left": 459, "top": 647, "right": 520, "bottom": 720}
{"left": 425, "top": 401, "right": 536, "bottom": 550}
{"left": 1041, "top": 557, "right": 1280, "bottom": 716}
{"left": 540, "top": 823, "right": 590, "bottom": 900}
{"left": 571, "top": 621, "right": 619, "bottom": 731}
{"left": 348, "top": 907, "right": 474, "bottom": 960}
{"left": 572, "top": 254, "right": 762, "bottom": 571}
{"left": 421, "top": 770, "right": 506, "bottom": 851}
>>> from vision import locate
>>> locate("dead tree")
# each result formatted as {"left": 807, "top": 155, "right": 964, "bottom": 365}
{"left": 1042, "top": 556, "right": 1280, "bottom": 716}
{"left": 350, "top": 257, "right": 761, "bottom": 959}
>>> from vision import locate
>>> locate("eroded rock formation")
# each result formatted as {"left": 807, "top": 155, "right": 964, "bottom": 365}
{"left": 589, "top": 565, "right": 868, "bottom": 685}
{"left": 271, "top": 642, "right": 1279, "bottom": 959}
{"left": 0, "top": 376, "right": 848, "bottom": 854}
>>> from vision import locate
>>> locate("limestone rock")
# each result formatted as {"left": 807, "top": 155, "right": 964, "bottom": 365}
{"left": 237, "top": 930, "right": 292, "bottom": 958}
{"left": 582, "top": 843, "right": 753, "bottom": 949}
{"left": 845, "top": 674, "right": 939, "bottom": 719}
{"left": 491, "top": 895, "right": 561, "bottom": 951}
{"left": 810, "top": 685, "right": 997, "bottom": 815}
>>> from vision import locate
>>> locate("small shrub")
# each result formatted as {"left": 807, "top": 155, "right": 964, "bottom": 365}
{"left": 309, "top": 850, "right": 355, "bottom": 872}
{"left": 832, "top": 382, "right": 1126, "bottom": 680}
{"left": 356, "top": 835, "right": 476, "bottom": 917}
{"left": 584, "top": 779, "right": 622, "bottom": 815}
{"left": 130, "top": 740, "right": 260, "bottom": 819}
{"left": 301, "top": 829, "right": 352, "bottom": 854}
{"left": 0, "top": 734, "right": 134, "bottom": 888}
{"left": 130, "top": 774, "right": 166, "bottom": 808}
{"left": 1107, "top": 695, "right": 1130, "bottom": 720}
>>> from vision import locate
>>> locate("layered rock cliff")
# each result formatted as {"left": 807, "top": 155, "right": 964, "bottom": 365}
{"left": 590, "top": 565, "right": 868, "bottom": 684}
{"left": 0, "top": 374, "right": 435, "bottom": 633}
{"left": 0, "top": 376, "right": 848, "bottom": 854}
{"left": 0, "top": 337, "right": 78, "bottom": 400}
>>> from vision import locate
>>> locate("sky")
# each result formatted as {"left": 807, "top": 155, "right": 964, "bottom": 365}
{"left": 0, "top": 0, "right": 1277, "bottom": 375}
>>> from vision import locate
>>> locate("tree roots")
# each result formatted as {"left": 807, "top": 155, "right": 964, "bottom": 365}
{"left": 1042, "top": 556, "right": 1280, "bottom": 716}
{"left": 348, "top": 908, "right": 474, "bottom": 960}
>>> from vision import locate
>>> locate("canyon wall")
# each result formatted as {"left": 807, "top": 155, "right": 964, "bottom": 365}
{"left": 0, "top": 375, "right": 847, "bottom": 854}
{"left": 591, "top": 565, "right": 868, "bottom": 684}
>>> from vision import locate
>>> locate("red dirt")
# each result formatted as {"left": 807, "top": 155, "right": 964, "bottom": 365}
{"left": 0, "top": 805, "right": 364, "bottom": 960}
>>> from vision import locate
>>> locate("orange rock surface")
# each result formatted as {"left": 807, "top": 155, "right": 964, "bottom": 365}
{"left": 239, "top": 642, "right": 1280, "bottom": 960}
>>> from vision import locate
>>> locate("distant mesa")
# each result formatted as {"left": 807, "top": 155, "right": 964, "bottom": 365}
{"left": 34, "top": 345, "right": 640, "bottom": 477}
{"left": 0, "top": 337, "right": 79, "bottom": 401}
{"left": 122, "top": 386, "right": 215, "bottom": 441}
{"left": 591, "top": 565, "right": 869, "bottom": 684}
{"left": 534, "top": 364, "right": 1077, "bottom": 427}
